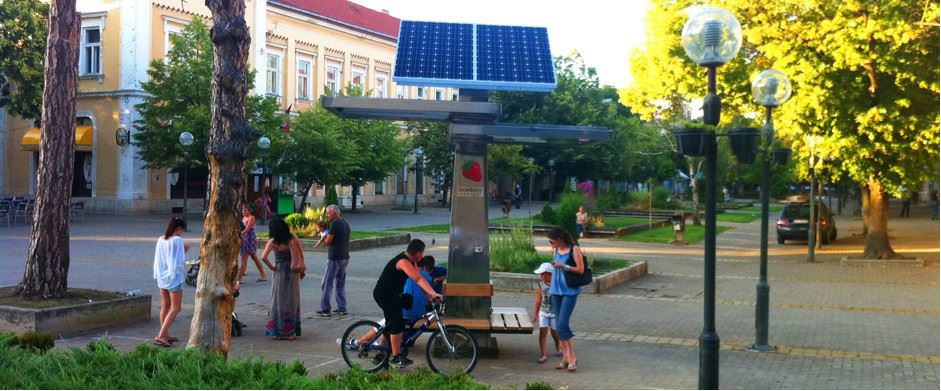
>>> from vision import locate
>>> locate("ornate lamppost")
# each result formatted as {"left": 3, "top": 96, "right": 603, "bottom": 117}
{"left": 179, "top": 131, "right": 194, "bottom": 223}
{"left": 678, "top": 8, "right": 742, "bottom": 389}
{"left": 748, "top": 69, "right": 791, "bottom": 353}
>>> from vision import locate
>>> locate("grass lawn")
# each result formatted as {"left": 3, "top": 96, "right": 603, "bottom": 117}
{"left": 715, "top": 212, "right": 761, "bottom": 223}
{"left": 601, "top": 216, "right": 655, "bottom": 229}
{"left": 388, "top": 223, "right": 451, "bottom": 234}
{"left": 258, "top": 231, "right": 396, "bottom": 240}
{"left": 737, "top": 204, "right": 785, "bottom": 213}
{"left": 488, "top": 216, "right": 550, "bottom": 226}
{"left": 617, "top": 224, "right": 732, "bottom": 244}
{"left": 490, "top": 254, "right": 632, "bottom": 275}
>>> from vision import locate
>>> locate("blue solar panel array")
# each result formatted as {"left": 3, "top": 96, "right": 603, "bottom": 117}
{"left": 393, "top": 21, "right": 556, "bottom": 92}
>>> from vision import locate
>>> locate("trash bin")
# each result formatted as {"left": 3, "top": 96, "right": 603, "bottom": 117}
{"left": 276, "top": 193, "right": 294, "bottom": 216}
{"left": 671, "top": 213, "right": 686, "bottom": 245}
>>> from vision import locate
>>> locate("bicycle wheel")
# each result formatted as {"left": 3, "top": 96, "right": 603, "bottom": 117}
{"left": 425, "top": 325, "right": 479, "bottom": 374}
{"left": 340, "top": 320, "right": 390, "bottom": 372}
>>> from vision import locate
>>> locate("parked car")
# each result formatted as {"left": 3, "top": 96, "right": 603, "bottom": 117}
{"left": 776, "top": 201, "right": 837, "bottom": 244}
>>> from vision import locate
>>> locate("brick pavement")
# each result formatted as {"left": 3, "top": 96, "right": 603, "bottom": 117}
{"left": 0, "top": 200, "right": 938, "bottom": 389}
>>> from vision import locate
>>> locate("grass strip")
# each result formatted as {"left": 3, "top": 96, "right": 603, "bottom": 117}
{"left": 715, "top": 212, "right": 761, "bottom": 223}
{"left": 617, "top": 224, "right": 732, "bottom": 244}
{"left": 0, "top": 336, "right": 489, "bottom": 389}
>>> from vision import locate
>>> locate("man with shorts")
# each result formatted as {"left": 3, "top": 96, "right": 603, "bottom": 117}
{"left": 372, "top": 239, "right": 442, "bottom": 367}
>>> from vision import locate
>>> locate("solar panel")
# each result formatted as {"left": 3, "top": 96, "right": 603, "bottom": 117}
{"left": 393, "top": 21, "right": 556, "bottom": 92}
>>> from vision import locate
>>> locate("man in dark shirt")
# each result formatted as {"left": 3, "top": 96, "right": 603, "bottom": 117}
{"left": 317, "top": 204, "right": 351, "bottom": 316}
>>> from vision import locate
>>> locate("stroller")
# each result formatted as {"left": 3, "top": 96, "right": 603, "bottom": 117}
{"left": 185, "top": 258, "right": 245, "bottom": 337}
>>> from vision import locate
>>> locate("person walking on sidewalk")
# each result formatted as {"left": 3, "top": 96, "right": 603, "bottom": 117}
{"left": 547, "top": 227, "right": 586, "bottom": 372}
{"left": 152, "top": 217, "right": 190, "bottom": 347}
{"left": 317, "top": 205, "right": 350, "bottom": 317}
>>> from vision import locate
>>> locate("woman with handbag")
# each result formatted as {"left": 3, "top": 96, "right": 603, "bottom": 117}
{"left": 547, "top": 227, "right": 586, "bottom": 372}
{"left": 261, "top": 218, "right": 306, "bottom": 340}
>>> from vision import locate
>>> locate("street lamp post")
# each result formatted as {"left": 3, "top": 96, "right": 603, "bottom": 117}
{"left": 748, "top": 69, "right": 792, "bottom": 353}
{"left": 679, "top": 8, "right": 742, "bottom": 389}
{"left": 179, "top": 131, "right": 194, "bottom": 223}
{"left": 548, "top": 159, "right": 555, "bottom": 202}
{"left": 258, "top": 136, "right": 271, "bottom": 224}
{"left": 414, "top": 148, "right": 423, "bottom": 214}
{"left": 527, "top": 158, "right": 535, "bottom": 225}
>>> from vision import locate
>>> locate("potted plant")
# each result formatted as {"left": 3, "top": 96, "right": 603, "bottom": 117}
{"left": 727, "top": 127, "right": 761, "bottom": 164}
{"left": 673, "top": 123, "right": 715, "bottom": 157}
{"left": 772, "top": 147, "right": 791, "bottom": 165}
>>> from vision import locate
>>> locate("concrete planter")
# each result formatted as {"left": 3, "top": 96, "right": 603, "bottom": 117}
{"left": 0, "top": 294, "right": 151, "bottom": 336}
{"left": 299, "top": 233, "right": 411, "bottom": 252}
{"left": 490, "top": 261, "right": 647, "bottom": 294}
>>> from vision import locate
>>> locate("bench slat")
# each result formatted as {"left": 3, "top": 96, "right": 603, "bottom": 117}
{"left": 491, "top": 312, "right": 506, "bottom": 331}
{"left": 517, "top": 313, "right": 534, "bottom": 330}
{"left": 504, "top": 313, "right": 521, "bottom": 329}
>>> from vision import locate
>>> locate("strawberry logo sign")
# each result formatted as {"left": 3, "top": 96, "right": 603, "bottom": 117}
{"left": 461, "top": 159, "right": 483, "bottom": 182}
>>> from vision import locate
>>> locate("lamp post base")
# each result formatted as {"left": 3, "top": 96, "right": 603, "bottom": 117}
{"left": 747, "top": 343, "right": 777, "bottom": 352}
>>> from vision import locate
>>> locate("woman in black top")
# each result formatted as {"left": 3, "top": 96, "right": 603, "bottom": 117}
{"left": 373, "top": 239, "right": 442, "bottom": 367}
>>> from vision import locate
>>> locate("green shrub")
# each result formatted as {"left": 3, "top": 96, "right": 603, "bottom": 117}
{"left": 490, "top": 226, "right": 540, "bottom": 273}
{"left": 652, "top": 186, "right": 676, "bottom": 209}
{"left": 0, "top": 339, "right": 489, "bottom": 389}
{"left": 0, "top": 331, "right": 54, "bottom": 353}
{"left": 540, "top": 204, "right": 556, "bottom": 225}
{"left": 526, "top": 381, "right": 554, "bottom": 390}
{"left": 555, "top": 192, "right": 587, "bottom": 239}
{"left": 594, "top": 192, "right": 621, "bottom": 212}
{"left": 284, "top": 212, "right": 308, "bottom": 230}
{"left": 324, "top": 186, "right": 339, "bottom": 208}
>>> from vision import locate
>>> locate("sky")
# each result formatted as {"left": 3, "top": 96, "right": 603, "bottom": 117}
{"left": 352, "top": 0, "right": 652, "bottom": 89}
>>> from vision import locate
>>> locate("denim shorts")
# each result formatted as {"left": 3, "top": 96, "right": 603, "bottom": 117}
{"left": 165, "top": 282, "right": 183, "bottom": 293}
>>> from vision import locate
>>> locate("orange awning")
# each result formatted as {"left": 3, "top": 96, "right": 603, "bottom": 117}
{"left": 20, "top": 126, "right": 93, "bottom": 151}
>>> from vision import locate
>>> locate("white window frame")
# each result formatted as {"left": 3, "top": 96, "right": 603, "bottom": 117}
{"left": 396, "top": 85, "right": 407, "bottom": 99}
{"left": 325, "top": 64, "right": 341, "bottom": 96}
{"left": 417, "top": 87, "right": 425, "bottom": 99}
{"left": 79, "top": 23, "right": 103, "bottom": 76}
{"left": 266, "top": 52, "right": 282, "bottom": 98}
{"left": 296, "top": 58, "right": 312, "bottom": 101}
{"left": 435, "top": 90, "right": 443, "bottom": 101}
{"left": 351, "top": 68, "right": 366, "bottom": 90}
{"left": 374, "top": 180, "right": 385, "bottom": 195}
{"left": 375, "top": 74, "right": 388, "bottom": 98}
{"left": 163, "top": 19, "right": 183, "bottom": 56}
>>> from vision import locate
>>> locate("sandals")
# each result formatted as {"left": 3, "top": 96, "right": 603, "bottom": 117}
{"left": 256, "top": 278, "right": 268, "bottom": 282}
{"left": 153, "top": 339, "right": 172, "bottom": 348}
{"left": 168, "top": 337, "right": 179, "bottom": 343}
{"left": 537, "top": 356, "right": 548, "bottom": 364}
{"left": 555, "top": 361, "right": 568, "bottom": 370}
{"left": 567, "top": 360, "right": 578, "bottom": 372}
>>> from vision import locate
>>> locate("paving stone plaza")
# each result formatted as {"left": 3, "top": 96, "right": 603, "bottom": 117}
{"left": 0, "top": 201, "right": 937, "bottom": 389}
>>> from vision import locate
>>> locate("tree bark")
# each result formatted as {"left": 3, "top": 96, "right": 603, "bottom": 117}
{"left": 16, "top": 0, "right": 79, "bottom": 299}
{"left": 188, "top": 0, "right": 254, "bottom": 356}
{"left": 862, "top": 179, "right": 900, "bottom": 259}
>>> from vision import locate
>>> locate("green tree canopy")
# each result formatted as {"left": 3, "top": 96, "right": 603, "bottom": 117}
{"left": 621, "top": 0, "right": 940, "bottom": 257}
{"left": 0, "top": 0, "right": 47, "bottom": 120}
{"left": 132, "top": 17, "right": 279, "bottom": 170}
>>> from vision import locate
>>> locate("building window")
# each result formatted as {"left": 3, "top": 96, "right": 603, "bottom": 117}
{"left": 417, "top": 87, "right": 425, "bottom": 99}
{"left": 435, "top": 90, "right": 443, "bottom": 100}
{"left": 164, "top": 26, "right": 181, "bottom": 56}
{"left": 374, "top": 180, "right": 385, "bottom": 195}
{"left": 452, "top": 92, "right": 459, "bottom": 101}
{"left": 396, "top": 85, "right": 407, "bottom": 99}
{"left": 297, "top": 59, "right": 311, "bottom": 100}
{"left": 325, "top": 64, "right": 340, "bottom": 96}
{"left": 266, "top": 53, "right": 281, "bottom": 97}
{"left": 375, "top": 76, "right": 387, "bottom": 98}
{"left": 80, "top": 26, "right": 102, "bottom": 75}
{"left": 351, "top": 69, "right": 366, "bottom": 90}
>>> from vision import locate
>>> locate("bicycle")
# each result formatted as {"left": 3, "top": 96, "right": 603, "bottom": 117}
{"left": 338, "top": 302, "right": 479, "bottom": 374}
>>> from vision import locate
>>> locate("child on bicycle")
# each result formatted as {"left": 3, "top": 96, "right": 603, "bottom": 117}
{"left": 342, "top": 255, "right": 438, "bottom": 359}
{"left": 532, "top": 262, "right": 562, "bottom": 363}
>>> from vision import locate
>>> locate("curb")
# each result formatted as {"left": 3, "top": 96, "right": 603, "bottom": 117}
{"left": 299, "top": 233, "right": 411, "bottom": 252}
{"left": 840, "top": 257, "right": 925, "bottom": 266}
{"left": 490, "top": 261, "right": 648, "bottom": 294}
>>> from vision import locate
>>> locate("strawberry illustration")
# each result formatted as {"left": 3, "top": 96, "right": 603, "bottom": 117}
{"left": 461, "top": 160, "right": 483, "bottom": 182}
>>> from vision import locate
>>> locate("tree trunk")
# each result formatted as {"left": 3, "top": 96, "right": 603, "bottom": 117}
{"left": 16, "top": 0, "right": 79, "bottom": 299}
{"left": 188, "top": 0, "right": 254, "bottom": 356}
{"left": 351, "top": 183, "right": 359, "bottom": 211}
{"left": 299, "top": 181, "right": 313, "bottom": 211}
{"left": 862, "top": 179, "right": 900, "bottom": 259}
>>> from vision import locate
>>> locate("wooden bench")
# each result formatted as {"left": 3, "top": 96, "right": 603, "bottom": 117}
{"left": 443, "top": 283, "right": 533, "bottom": 334}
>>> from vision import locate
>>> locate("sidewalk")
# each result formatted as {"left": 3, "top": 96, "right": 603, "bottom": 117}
{"left": 0, "top": 201, "right": 937, "bottom": 389}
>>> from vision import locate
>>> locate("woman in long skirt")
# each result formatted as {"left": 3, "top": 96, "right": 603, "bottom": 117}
{"left": 260, "top": 218, "right": 306, "bottom": 340}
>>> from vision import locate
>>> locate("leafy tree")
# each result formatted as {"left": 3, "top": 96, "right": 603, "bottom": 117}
{"left": 621, "top": 0, "right": 939, "bottom": 258}
{"left": 408, "top": 121, "right": 452, "bottom": 205}
{"left": 133, "top": 17, "right": 280, "bottom": 171}
{"left": 0, "top": 0, "right": 47, "bottom": 121}
{"left": 265, "top": 105, "right": 356, "bottom": 208}
{"left": 16, "top": 0, "right": 79, "bottom": 299}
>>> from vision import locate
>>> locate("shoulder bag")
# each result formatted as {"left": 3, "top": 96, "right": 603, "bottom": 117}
{"left": 563, "top": 246, "right": 593, "bottom": 288}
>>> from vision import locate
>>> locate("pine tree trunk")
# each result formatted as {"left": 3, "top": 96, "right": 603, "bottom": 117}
{"left": 188, "top": 0, "right": 254, "bottom": 356}
{"left": 16, "top": 0, "right": 79, "bottom": 299}
{"left": 862, "top": 179, "right": 899, "bottom": 259}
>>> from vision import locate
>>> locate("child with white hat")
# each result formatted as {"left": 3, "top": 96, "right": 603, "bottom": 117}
{"left": 532, "top": 262, "right": 563, "bottom": 363}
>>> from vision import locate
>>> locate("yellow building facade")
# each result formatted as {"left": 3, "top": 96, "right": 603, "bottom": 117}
{"left": 1, "top": 0, "right": 448, "bottom": 213}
